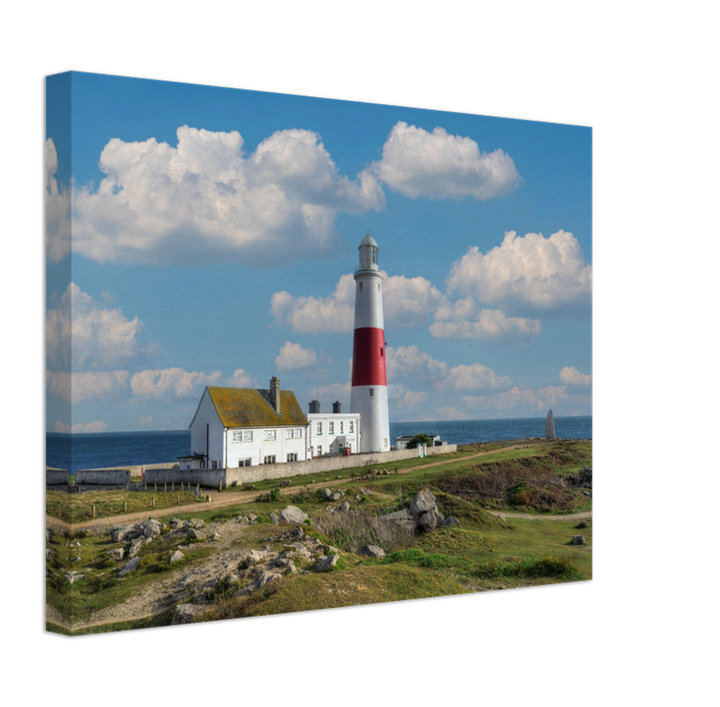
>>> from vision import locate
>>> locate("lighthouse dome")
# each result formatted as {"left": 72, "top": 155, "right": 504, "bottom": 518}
{"left": 358, "top": 234, "right": 379, "bottom": 271}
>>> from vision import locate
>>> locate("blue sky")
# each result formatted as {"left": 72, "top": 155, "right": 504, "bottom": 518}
{"left": 46, "top": 71, "right": 592, "bottom": 433}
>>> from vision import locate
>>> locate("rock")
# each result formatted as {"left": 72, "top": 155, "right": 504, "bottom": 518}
{"left": 339, "top": 501, "right": 350, "bottom": 513}
{"left": 322, "top": 544, "right": 340, "bottom": 556}
{"left": 64, "top": 572, "right": 85, "bottom": 584}
{"left": 330, "top": 491, "right": 343, "bottom": 502}
{"left": 210, "top": 532, "right": 221, "bottom": 541}
{"left": 288, "top": 526, "right": 304, "bottom": 540}
{"left": 248, "top": 514, "right": 258, "bottom": 522}
{"left": 417, "top": 509, "right": 443, "bottom": 532}
{"left": 108, "top": 548, "right": 125, "bottom": 562}
{"left": 576, "top": 520, "right": 589, "bottom": 529}
{"left": 269, "top": 512, "right": 280, "bottom": 524}
{"left": 582, "top": 490, "right": 592, "bottom": 498}
{"left": 46, "top": 548, "right": 54, "bottom": 562}
{"left": 128, "top": 538, "right": 145, "bottom": 558}
{"left": 279, "top": 505, "right": 308, "bottom": 525}
{"left": 186, "top": 528, "right": 207, "bottom": 540}
{"left": 118, "top": 557, "right": 140, "bottom": 576}
{"left": 111, "top": 526, "right": 134, "bottom": 543}
{"left": 358, "top": 544, "right": 385, "bottom": 558}
{"left": 314, "top": 554, "right": 338, "bottom": 572}
{"left": 408, "top": 489, "right": 437, "bottom": 517}
{"left": 169, "top": 517, "right": 186, "bottom": 528}
{"left": 189, "top": 518, "right": 205, "bottom": 529}
{"left": 46, "top": 528, "right": 53, "bottom": 543}
{"left": 171, "top": 604, "right": 204, "bottom": 625}
{"left": 320, "top": 488, "right": 333, "bottom": 499}
{"left": 170, "top": 550, "right": 185, "bottom": 563}
{"left": 239, "top": 549, "right": 269, "bottom": 569}
{"left": 143, "top": 519, "right": 163, "bottom": 538}
{"left": 440, "top": 516, "right": 459, "bottom": 527}
{"left": 572, "top": 535, "right": 586, "bottom": 545}
{"left": 360, "top": 488, "right": 373, "bottom": 496}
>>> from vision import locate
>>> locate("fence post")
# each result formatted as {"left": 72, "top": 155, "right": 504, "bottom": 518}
{"left": 172, "top": 482, "right": 174, "bottom": 492}
{"left": 177, "top": 495, "right": 180, "bottom": 506}
{"left": 181, "top": 482, "right": 184, "bottom": 491}
{"left": 124, "top": 500, "right": 127, "bottom": 513}
{"left": 154, "top": 483, "right": 157, "bottom": 493}
{"left": 92, "top": 505, "right": 96, "bottom": 518}
{"left": 152, "top": 497, "right": 156, "bottom": 509}
{"left": 144, "top": 483, "right": 147, "bottom": 491}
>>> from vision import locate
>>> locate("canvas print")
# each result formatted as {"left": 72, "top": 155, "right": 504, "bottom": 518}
{"left": 45, "top": 72, "right": 592, "bottom": 635}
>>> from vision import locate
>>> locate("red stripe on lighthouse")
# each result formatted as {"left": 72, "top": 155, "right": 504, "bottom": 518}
{"left": 351, "top": 327, "right": 387, "bottom": 386}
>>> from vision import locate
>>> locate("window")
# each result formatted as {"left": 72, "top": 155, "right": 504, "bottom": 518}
{"left": 263, "top": 455, "right": 276, "bottom": 464}
{"left": 340, "top": 421, "right": 344, "bottom": 434}
{"left": 287, "top": 453, "right": 298, "bottom": 462}
{"left": 317, "top": 445, "right": 322, "bottom": 456}
{"left": 286, "top": 428, "right": 303, "bottom": 439}
{"left": 295, "top": 428, "right": 302, "bottom": 438}
{"left": 263, "top": 430, "right": 276, "bottom": 441}
{"left": 238, "top": 458, "right": 252, "bottom": 467}
{"left": 317, "top": 422, "right": 322, "bottom": 435}
{"left": 380, "top": 348, "right": 384, "bottom": 357}
{"left": 377, "top": 282, "right": 380, "bottom": 290}
{"left": 286, "top": 428, "right": 294, "bottom": 439}
{"left": 359, "top": 282, "right": 363, "bottom": 290}
{"left": 349, "top": 420, "right": 354, "bottom": 433}
{"left": 211, "top": 460, "right": 218, "bottom": 469}
{"left": 329, "top": 421, "right": 334, "bottom": 434}
{"left": 369, "top": 388, "right": 374, "bottom": 397}
{"left": 232, "top": 430, "right": 253, "bottom": 443}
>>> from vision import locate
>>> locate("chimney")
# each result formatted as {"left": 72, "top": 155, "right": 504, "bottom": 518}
{"left": 270, "top": 376, "right": 281, "bottom": 414}
{"left": 332, "top": 401, "right": 341, "bottom": 414}
{"left": 308, "top": 400, "right": 320, "bottom": 414}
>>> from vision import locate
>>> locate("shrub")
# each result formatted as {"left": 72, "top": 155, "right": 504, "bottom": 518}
{"left": 476, "top": 555, "right": 578, "bottom": 579}
{"left": 316, "top": 507, "right": 414, "bottom": 554}
{"left": 405, "top": 433, "right": 433, "bottom": 450}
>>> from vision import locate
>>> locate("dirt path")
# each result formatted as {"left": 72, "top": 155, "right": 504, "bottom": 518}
{"left": 46, "top": 442, "right": 592, "bottom": 633}
{"left": 47, "top": 443, "right": 540, "bottom": 531}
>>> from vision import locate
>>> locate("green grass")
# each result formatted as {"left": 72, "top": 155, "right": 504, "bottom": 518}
{"left": 46, "top": 439, "right": 591, "bottom": 631}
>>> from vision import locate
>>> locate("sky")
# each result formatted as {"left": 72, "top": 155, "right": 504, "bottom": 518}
{"left": 46, "top": 71, "right": 592, "bottom": 433}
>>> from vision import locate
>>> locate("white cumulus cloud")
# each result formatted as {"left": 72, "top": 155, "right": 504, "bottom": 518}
{"left": 46, "top": 370, "right": 129, "bottom": 403}
{"left": 386, "top": 345, "right": 449, "bottom": 382}
{"left": 275, "top": 342, "right": 318, "bottom": 371}
{"left": 45, "top": 139, "right": 71, "bottom": 264}
{"left": 442, "top": 363, "right": 511, "bottom": 391}
{"left": 227, "top": 369, "right": 257, "bottom": 388}
{"left": 559, "top": 366, "right": 592, "bottom": 387}
{"left": 447, "top": 230, "right": 592, "bottom": 311}
{"left": 130, "top": 367, "right": 223, "bottom": 400}
{"left": 72, "top": 126, "right": 385, "bottom": 266}
{"left": 372, "top": 121, "right": 520, "bottom": 200}
{"left": 46, "top": 283, "right": 157, "bottom": 370}
{"left": 430, "top": 298, "right": 541, "bottom": 342}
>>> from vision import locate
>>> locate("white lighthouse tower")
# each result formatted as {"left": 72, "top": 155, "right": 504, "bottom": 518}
{"left": 351, "top": 234, "right": 390, "bottom": 453}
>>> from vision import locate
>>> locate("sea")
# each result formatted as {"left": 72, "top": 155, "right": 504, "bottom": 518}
{"left": 46, "top": 416, "right": 591, "bottom": 473}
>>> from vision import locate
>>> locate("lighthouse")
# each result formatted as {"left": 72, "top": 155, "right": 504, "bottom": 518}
{"left": 351, "top": 234, "right": 390, "bottom": 452}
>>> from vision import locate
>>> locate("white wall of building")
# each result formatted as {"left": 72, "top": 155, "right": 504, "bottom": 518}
{"left": 307, "top": 413, "right": 360, "bottom": 456}
{"left": 189, "top": 388, "right": 225, "bottom": 468}
{"left": 225, "top": 426, "right": 307, "bottom": 467}
{"left": 351, "top": 384, "right": 390, "bottom": 453}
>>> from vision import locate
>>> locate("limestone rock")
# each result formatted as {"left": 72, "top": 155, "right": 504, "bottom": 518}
{"left": 118, "top": 557, "right": 140, "bottom": 576}
{"left": 143, "top": 519, "right": 163, "bottom": 538}
{"left": 111, "top": 526, "right": 134, "bottom": 543}
{"left": 330, "top": 491, "right": 343, "bottom": 502}
{"left": 320, "top": 488, "right": 333, "bottom": 499}
{"left": 409, "top": 489, "right": 437, "bottom": 517}
{"left": 186, "top": 528, "right": 207, "bottom": 540}
{"left": 572, "top": 535, "right": 586, "bottom": 545}
{"left": 189, "top": 518, "right": 205, "bottom": 529}
{"left": 576, "top": 520, "right": 589, "bottom": 529}
{"left": 358, "top": 544, "right": 385, "bottom": 559}
{"left": 339, "top": 501, "right": 350, "bottom": 513}
{"left": 239, "top": 549, "right": 269, "bottom": 569}
{"left": 417, "top": 509, "right": 443, "bottom": 532}
{"left": 46, "top": 528, "right": 53, "bottom": 543}
{"left": 269, "top": 512, "right": 280, "bottom": 524}
{"left": 46, "top": 548, "right": 54, "bottom": 562}
{"left": 279, "top": 505, "right": 308, "bottom": 525}
{"left": 108, "top": 548, "right": 125, "bottom": 562}
{"left": 170, "top": 550, "right": 185, "bottom": 563}
{"left": 545, "top": 409, "right": 555, "bottom": 439}
{"left": 128, "top": 538, "right": 145, "bottom": 558}
{"left": 314, "top": 554, "right": 338, "bottom": 572}
{"left": 440, "top": 516, "right": 459, "bottom": 528}
{"left": 171, "top": 604, "right": 204, "bottom": 625}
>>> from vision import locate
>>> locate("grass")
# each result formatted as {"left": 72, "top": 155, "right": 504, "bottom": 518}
{"left": 46, "top": 438, "right": 591, "bottom": 630}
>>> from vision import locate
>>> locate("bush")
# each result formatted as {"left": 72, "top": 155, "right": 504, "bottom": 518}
{"left": 405, "top": 433, "right": 433, "bottom": 450}
{"left": 316, "top": 507, "right": 414, "bottom": 554}
{"left": 476, "top": 555, "right": 579, "bottom": 579}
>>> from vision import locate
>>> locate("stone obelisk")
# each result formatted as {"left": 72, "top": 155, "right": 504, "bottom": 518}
{"left": 545, "top": 409, "right": 555, "bottom": 439}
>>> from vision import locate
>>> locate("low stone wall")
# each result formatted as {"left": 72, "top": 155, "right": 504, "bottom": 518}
{"left": 141, "top": 445, "right": 457, "bottom": 487}
{"left": 46, "top": 468, "right": 69, "bottom": 485}
{"left": 144, "top": 468, "right": 226, "bottom": 487}
{"left": 226, "top": 444, "right": 458, "bottom": 486}
{"left": 78, "top": 462, "right": 178, "bottom": 478}
{"left": 74, "top": 469, "right": 132, "bottom": 485}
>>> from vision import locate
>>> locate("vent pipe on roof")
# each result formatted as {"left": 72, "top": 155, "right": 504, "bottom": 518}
{"left": 270, "top": 376, "right": 281, "bottom": 414}
{"left": 308, "top": 400, "right": 320, "bottom": 414}
{"left": 332, "top": 401, "right": 341, "bottom": 414}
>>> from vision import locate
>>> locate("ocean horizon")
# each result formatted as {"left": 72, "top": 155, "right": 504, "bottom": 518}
{"left": 46, "top": 415, "right": 591, "bottom": 473}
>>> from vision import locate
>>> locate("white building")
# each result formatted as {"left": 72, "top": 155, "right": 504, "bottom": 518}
{"left": 180, "top": 377, "right": 309, "bottom": 469}
{"left": 396, "top": 434, "right": 444, "bottom": 451}
{"left": 306, "top": 401, "right": 360, "bottom": 457}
